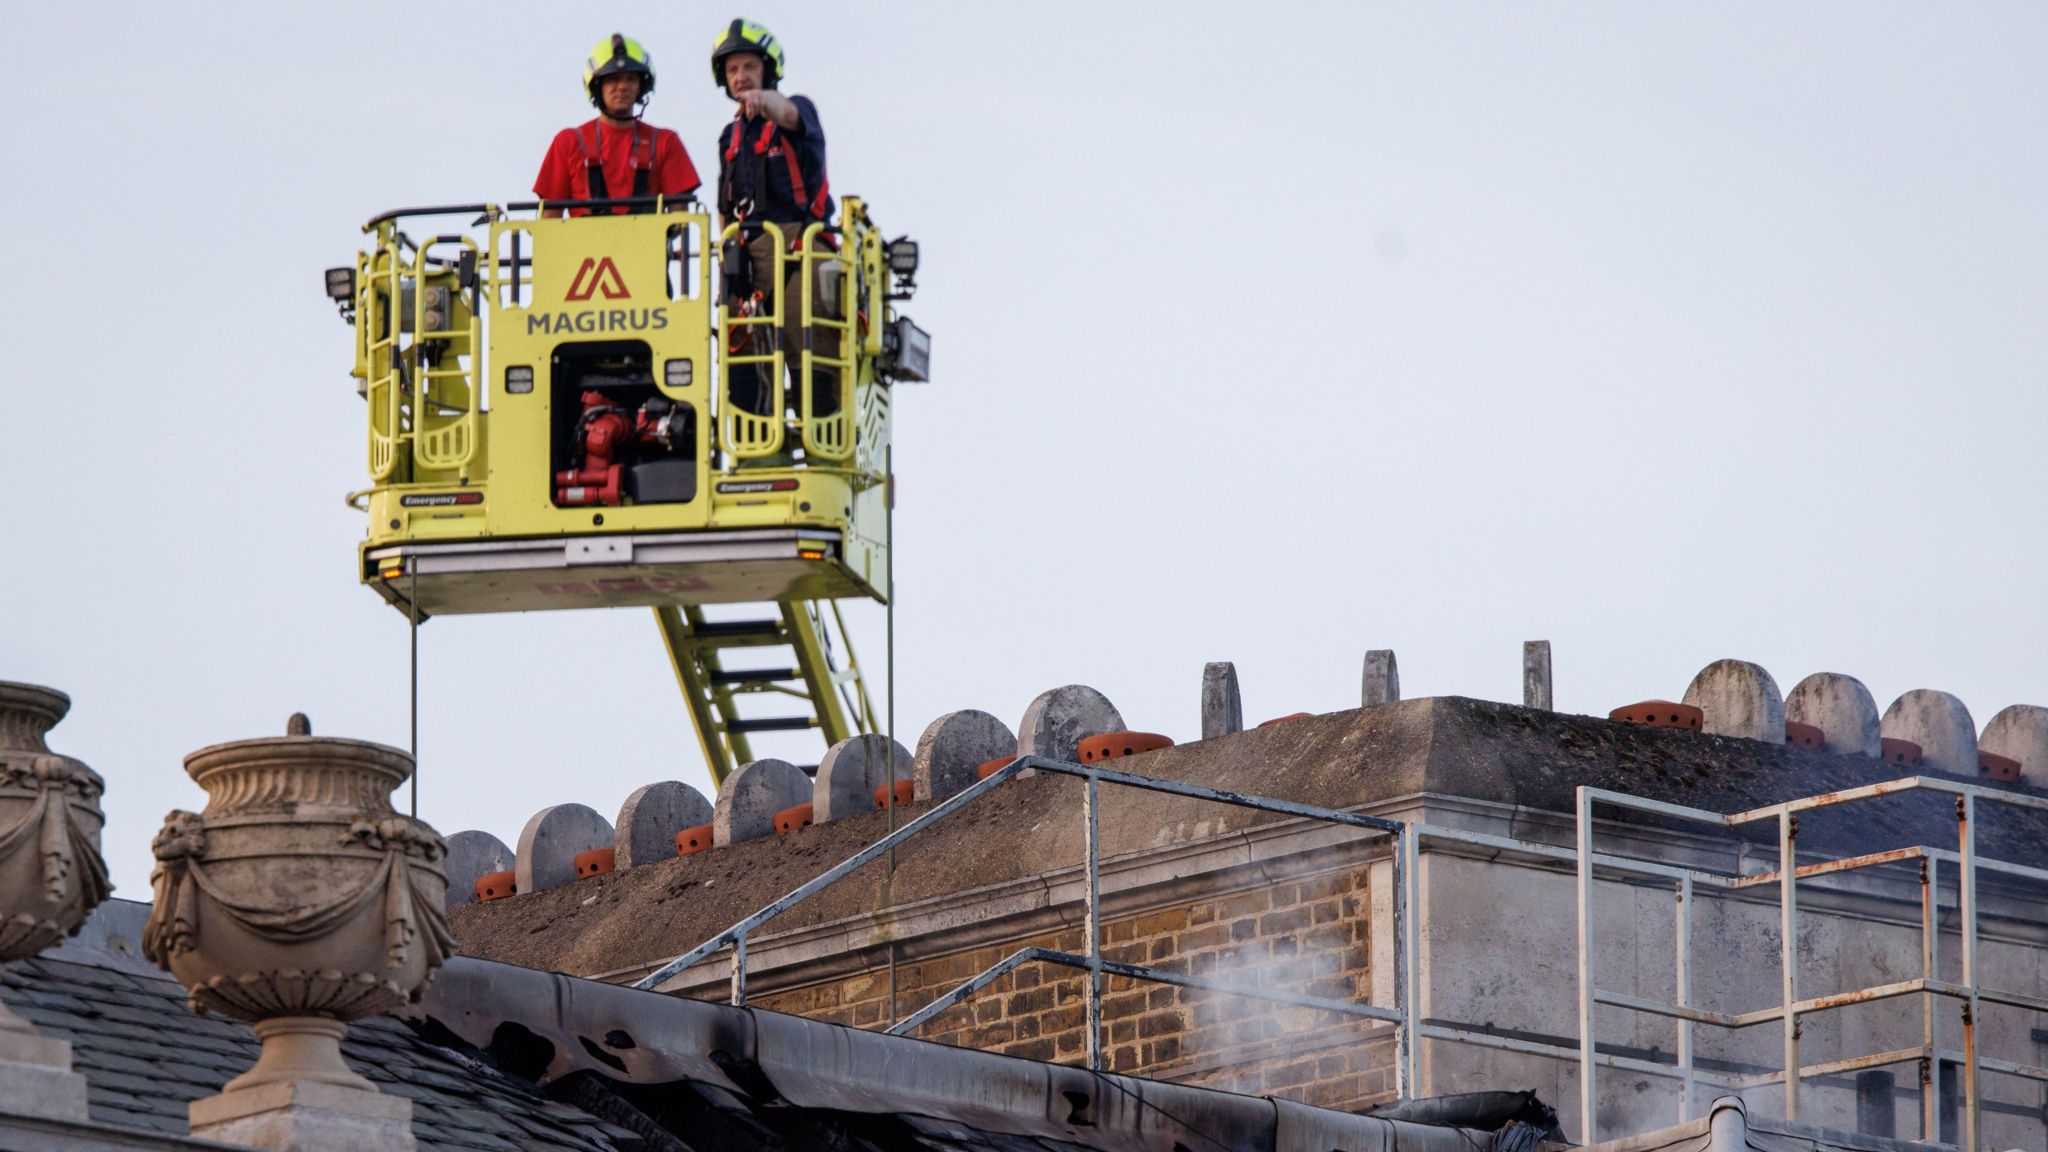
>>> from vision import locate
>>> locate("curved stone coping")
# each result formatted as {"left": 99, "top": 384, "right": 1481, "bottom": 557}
{"left": 914, "top": 711, "right": 1016, "bottom": 802}
{"left": 1682, "top": 659, "right": 1784, "bottom": 744}
{"left": 1017, "top": 686, "right": 1124, "bottom": 764}
{"left": 516, "top": 804, "right": 614, "bottom": 894}
{"left": 443, "top": 830, "right": 515, "bottom": 909}
{"left": 1784, "top": 672, "right": 1880, "bottom": 758}
{"left": 1882, "top": 689, "right": 1977, "bottom": 778}
{"left": 1982, "top": 705, "right": 2048, "bottom": 789}
{"left": 715, "top": 759, "right": 810, "bottom": 847}
{"left": 616, "top": 781, "right": 714, "bottom": 869}
{"left": 814, "top": 735, "right": 915, "bottom": 823}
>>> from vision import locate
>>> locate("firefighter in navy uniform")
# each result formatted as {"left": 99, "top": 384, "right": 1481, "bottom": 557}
{"left": 535, "top": 34, "right": 701, "bottom": 216}
{"left": 711, "top": 19, "right": 841, "bottom": 437}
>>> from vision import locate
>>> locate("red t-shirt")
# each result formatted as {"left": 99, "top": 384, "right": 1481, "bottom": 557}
{"left": 534, "top": 120, "right": 701, "bottom": 212}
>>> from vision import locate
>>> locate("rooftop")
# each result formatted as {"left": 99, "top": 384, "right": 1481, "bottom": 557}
{"left": 449, "top": 693, "right": 2048, "bottom": 979}
{"left": 3, "top": 898, "right": 1527, "bottom": 1152}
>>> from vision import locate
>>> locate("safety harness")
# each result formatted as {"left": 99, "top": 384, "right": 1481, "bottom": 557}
{"left": 719, "top": 114, "right": 831, "bottom": 240}
{"left": 571, "top": 120, "right": 656, "bottom": 212}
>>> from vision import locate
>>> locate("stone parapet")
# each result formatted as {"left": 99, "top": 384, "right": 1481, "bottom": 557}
{"left": 453, "top": 696, "right": 2048, "bottom": 981}
{"left": 189, "top": 1075, "right": 414, "bottom": 1152}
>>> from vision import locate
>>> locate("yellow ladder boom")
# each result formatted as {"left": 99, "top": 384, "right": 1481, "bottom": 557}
{"left": 653, "top": 600, "right": 877, "bottom": 786}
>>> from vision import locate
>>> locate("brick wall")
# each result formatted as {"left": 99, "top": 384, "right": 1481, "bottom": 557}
{"left": 743, "top": 860, "right": 1395, "bottom": 1111}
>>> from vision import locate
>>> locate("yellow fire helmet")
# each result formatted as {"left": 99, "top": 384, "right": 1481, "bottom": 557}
{"left": 710, "top": 19, "right": 784, "bottom": 90}
{"left": 583, "top": 33, "right": 656, "bottom": 107}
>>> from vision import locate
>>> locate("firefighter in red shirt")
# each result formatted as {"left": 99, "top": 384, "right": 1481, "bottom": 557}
{"left": 534, "top": 34, "right": 701, "bottom": 216}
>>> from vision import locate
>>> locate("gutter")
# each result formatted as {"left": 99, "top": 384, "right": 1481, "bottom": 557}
{"left": 413, "top": 956, "right": 1487, "bottom": 1152}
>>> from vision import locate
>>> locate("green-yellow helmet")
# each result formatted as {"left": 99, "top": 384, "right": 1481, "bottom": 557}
{"left": 584, "top": 33, "right": 656, "bottom": 107}
{"left": 710, "top": 19, "right": 784, "bottom": 90}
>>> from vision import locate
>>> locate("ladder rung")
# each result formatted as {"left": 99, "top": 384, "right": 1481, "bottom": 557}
{"left": 727, "top": 717, "right": 816, "bottom": 734}
{"left": 694, "top": 619, "right": 784, "bottom": 639}
{"left": 710, "top": 667, "right": 800, "bottom": 685}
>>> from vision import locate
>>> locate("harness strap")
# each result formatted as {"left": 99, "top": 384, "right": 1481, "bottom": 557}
{"left": 751, "top": 123, "right": 805, "bottom": 211}
{"left": 722, "top": 113, "right": 830, "bottom": 234}
{"left": 806, "top": 168, "right": 831, "bottom": 220}
{"left": 721, "top": 115, "right": 751, "bottom": 221}
{"left": 575, "top": 123, "right": 609, "bottom": 202}
{"left": 573, "top": 122, "right": 655, "bottom": 211}
{"left": 630, "top": 122, "right": 653, "bottom": 200}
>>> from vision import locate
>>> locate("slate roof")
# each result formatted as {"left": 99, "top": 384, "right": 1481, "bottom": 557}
{"left": 0, "top": 952, "right": 632, "bottom": 1151}
{"left": 0, "top": 900, "right": 1506, "bottom": 1151}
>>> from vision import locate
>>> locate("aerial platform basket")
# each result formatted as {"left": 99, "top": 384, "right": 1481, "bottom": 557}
{"left": 335, "top": 194, "right": 926, "bottom": 618}
{"left": 329, "top": 192, "right": 929, "bottom": 781}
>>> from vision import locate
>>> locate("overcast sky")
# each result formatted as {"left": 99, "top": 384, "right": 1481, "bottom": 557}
{"left": 5, "top": 3, "right": 2045, "bottom": 897}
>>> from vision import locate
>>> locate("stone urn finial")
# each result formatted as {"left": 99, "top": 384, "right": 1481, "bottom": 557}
{"left": 0, "top": 681, "right": 110, "bottom": 1121}
{"left": 144, "top": 715, "right": 451, "bottom": 1151}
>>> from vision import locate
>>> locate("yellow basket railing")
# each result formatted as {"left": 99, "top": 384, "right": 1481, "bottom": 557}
{"left": 361, "top": 240, "right": 405, "bottom": 482}
{"left": 718, "top": 221, "right": 788, "bottom": 460}
{"left": 796, "top": 221, "right": 857, "bottom": 463}
{"left": 410, "top": 237, "right": 482, "bottom": 472}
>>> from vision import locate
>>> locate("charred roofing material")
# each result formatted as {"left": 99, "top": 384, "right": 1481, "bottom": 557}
{"left": 4, "top": 898, "right": 1502, "bottom": 1151}
{"left": 409, "top": 955, "right": 1499, "bottom": 1152}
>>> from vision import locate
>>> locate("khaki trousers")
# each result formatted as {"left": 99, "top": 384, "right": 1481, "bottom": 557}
{"left": 729, "top": 228, "right": 841, "bottom": 423}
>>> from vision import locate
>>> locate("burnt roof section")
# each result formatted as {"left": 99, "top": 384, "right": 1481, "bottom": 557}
{"left": 450, "top": 696, "right": 2048, "bottom": 977}
{"left": 409, "top": 955, "right": 1498, "bottom": 1152}
{"left": 2, "top": 901, "right": 1506, "bottom": 1152}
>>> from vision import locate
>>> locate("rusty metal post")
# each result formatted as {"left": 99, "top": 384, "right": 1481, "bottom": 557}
{"left": 1922, "top": 854, "right": 1940, "bottom": 1142}
{"left": 1676, "top": 874, "right": 1695, "bottom": 1123}
{"left": 1577, "top": 787, "right": 1598, "bottom": 1143}
{"left": 730, "top": 933, "right": 747, "bottom": 1006}
{"left": 1958, "top": 795, "right": 1979, "bottom": 1152}
{"left": 1399, "top": 822, "right": 1421, "bottom": 1100}
{"left": 1390, "top": 827, "right": 1406, "bottom": 1102}
{"left": 1782, "top": 812, "right": 1801, "bottom": 1122}
{"left": 1084, "top": 772, "right": 1103, "bottom": 1072}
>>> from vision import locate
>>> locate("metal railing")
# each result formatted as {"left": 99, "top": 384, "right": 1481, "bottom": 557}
{"left": 714, "top": 218, "right": 865, "bottom": 464}
{"left": 359, "top": 240, "right": 404, "bottom": 481}
{"left": 717, "top": 220, "right": 790, "bottom": 460}
{"left": 408, "top": 235, "right": 482, "bottom": 471}
{"left": 793, "top": 220, "right": 856, "bottom": 462}
{"left": 630, "top": 755, "right": 1413, "bottom": 1088}
{"left": 356, "top": 226, "right": 487, "bottom": 481}
{"left": 1570, "top": 777, "right": 2048, "bottom": 1149}
{"left": 626, "top": 757, "right": 2048, "bottom": 1150}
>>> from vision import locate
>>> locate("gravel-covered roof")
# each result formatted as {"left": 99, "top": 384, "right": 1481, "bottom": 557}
{"left": 450, "top": 696, "right": 2048, "bottom": 978}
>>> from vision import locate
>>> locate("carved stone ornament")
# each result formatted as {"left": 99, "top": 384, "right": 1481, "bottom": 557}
{"left": 143, "top": 715, "right": 452, "bottom": 1106}
{"left": 0, "top": 681, "right": 110, "bottom": 1122}
{"left": 0, "top": 682, "right": 110, "bottom": 963}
